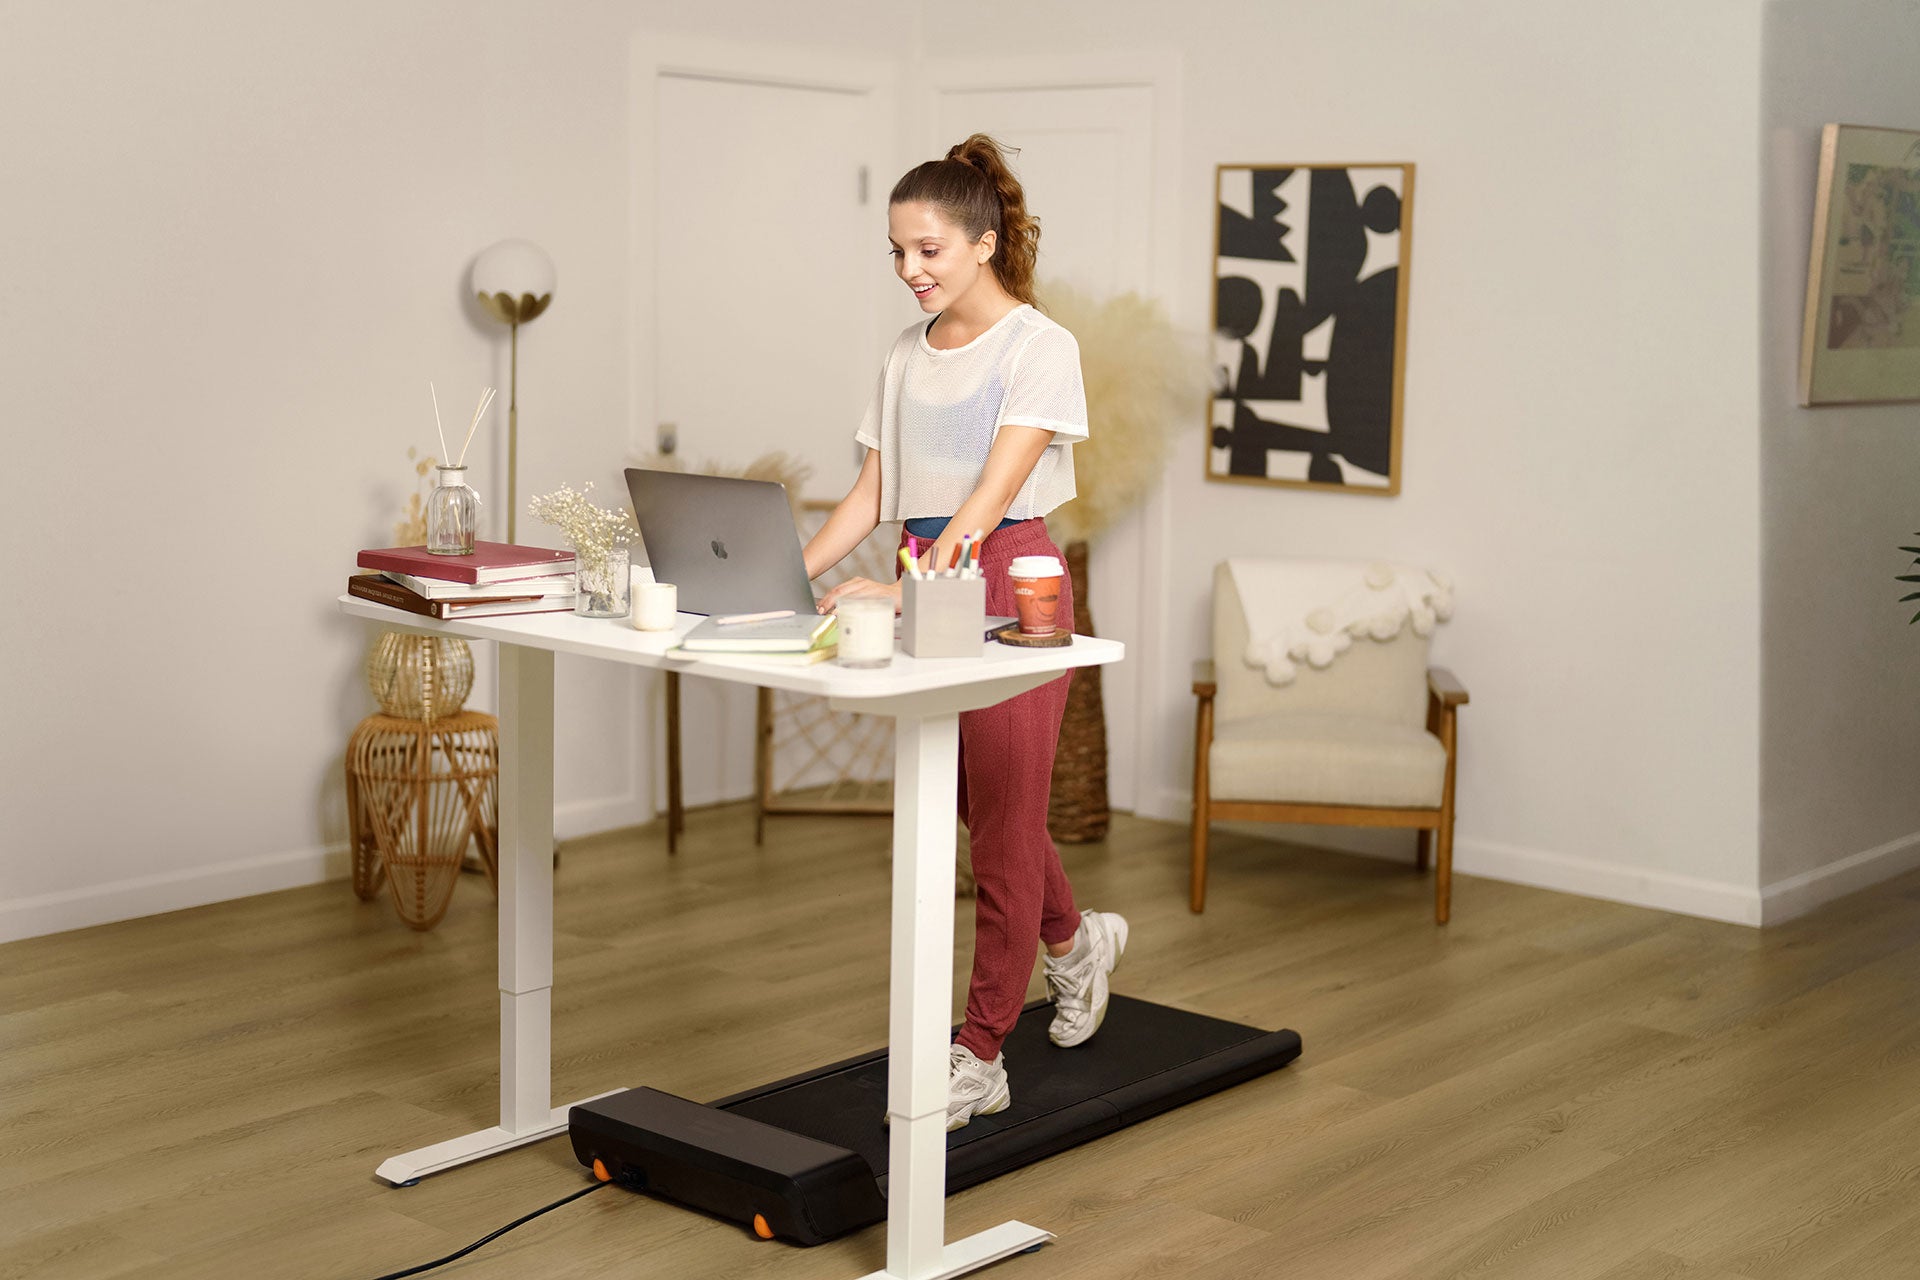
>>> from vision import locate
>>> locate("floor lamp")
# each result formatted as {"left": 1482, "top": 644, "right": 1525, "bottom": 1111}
{"left": 472, "top": 240, "right": 555, "bottom": 544}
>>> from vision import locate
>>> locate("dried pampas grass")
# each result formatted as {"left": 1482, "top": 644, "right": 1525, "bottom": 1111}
{"left": 1037, "top": 283, "right": 1211, "bottom": 546}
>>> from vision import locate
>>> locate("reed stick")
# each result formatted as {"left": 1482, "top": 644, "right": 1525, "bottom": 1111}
{"left": 429, "top": 382, "right": 449, "bottom": 462}
{"left": 457, "top": 387, "right": 495, "bottom": 466}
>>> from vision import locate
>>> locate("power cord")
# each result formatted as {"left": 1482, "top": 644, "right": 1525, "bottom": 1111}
{"left": 370, "top": 1174, "right": 615, "bottom": 1280}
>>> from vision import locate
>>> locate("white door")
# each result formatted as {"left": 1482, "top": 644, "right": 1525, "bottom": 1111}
{"left": 929, "top": 85, "right": 1158, "bottom": 813}
{"left": 656, "top": 74, "right": 879, "bottom": 494}
{"left": 654, "top": 71, "right": 888, "bottom": 807}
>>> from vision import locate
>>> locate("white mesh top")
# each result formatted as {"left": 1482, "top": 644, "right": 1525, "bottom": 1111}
{"left": 855, "top": 303, "right": 1087, "bottom": 524}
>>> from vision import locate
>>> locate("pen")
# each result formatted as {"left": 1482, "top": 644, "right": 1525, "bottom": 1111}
{"left": 907, "top": 535, "right": 920, "bottom": 565}
{"left": 898, "top": 547, "right": 916, "bottom": 580}
{"left": 714, "top": 609, "right": 795, "bottom": 626}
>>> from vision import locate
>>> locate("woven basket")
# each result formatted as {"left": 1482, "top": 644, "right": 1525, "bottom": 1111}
{"left": 1048, "top": 539, "right": 1110, "bottom": 843}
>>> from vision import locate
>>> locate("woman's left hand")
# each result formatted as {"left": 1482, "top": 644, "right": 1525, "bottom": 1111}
{"left": 817, "top": 576, "right": 903, "bottom": 615}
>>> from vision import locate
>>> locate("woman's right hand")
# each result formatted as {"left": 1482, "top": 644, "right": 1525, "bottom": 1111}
{"left": 817, "top": 576, "right": 903, "bottom": 615}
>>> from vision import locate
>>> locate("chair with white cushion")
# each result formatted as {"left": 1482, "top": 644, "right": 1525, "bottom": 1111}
{"left": 1189, "top": 560, "right": 1468, "bottom": 923}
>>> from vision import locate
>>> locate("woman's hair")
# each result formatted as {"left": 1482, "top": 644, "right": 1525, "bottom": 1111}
{"left": 889, "top": 133, "right": 1040, "bottom": 306}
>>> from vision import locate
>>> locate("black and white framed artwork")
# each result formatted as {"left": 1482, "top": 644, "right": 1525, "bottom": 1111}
{"left": 1209, "top": 163, "right": 1414, "bottom": 494}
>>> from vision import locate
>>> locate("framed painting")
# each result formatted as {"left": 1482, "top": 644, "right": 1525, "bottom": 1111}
{"left": 1799, "top": 123, "right": 1920, "bottom": 406}
{"left": 1208, "top": 162, "right": 1414, "bottom": 494}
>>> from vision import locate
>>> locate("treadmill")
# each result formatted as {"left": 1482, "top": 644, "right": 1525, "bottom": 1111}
{"left": 570, "top": 994, "right": 1301, "bottom": 1245}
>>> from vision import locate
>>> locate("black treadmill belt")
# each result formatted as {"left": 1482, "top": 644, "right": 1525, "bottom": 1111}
{"left": 711, "top": 995, "right": 1302, "bottom": 1194}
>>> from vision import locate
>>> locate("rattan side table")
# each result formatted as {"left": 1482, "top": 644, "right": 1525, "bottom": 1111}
{"left": 346, "top": 710, "right": 500, "bottom": 930}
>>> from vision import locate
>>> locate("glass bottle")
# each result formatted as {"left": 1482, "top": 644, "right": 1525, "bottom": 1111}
{"left": 426, "top": 466, "right": 479, "bottom": 555}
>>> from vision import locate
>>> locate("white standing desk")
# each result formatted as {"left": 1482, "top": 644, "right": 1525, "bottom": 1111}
{"left": 338, "top": 597, "right": 1122, "bottom": 1280}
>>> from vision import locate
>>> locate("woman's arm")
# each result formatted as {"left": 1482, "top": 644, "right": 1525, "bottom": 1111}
{"left": 816, "top": 425, "right": 1054, "bottom": 614}
{"left": 802, "top": 448, "right": 883, "bottom": 580}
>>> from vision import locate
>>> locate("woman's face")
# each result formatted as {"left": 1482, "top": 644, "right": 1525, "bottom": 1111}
{"left": 888, "top": 201, "right": 995, "bottom": 313}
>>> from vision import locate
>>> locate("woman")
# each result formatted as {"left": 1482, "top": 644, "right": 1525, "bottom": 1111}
{"left": 804, "top": 134, "right": 1128, "bottom": 1131}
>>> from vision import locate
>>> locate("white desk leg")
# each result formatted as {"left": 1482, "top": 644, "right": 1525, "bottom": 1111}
{"left": 376, "top": 644, "right": 613, "bottom": 1185}
{"left": 861, "top": 712, "right": 1051, "bottom": 1280}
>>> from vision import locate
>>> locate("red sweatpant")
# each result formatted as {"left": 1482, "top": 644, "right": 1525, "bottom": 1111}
{"left": 900, "top": 518, "right": 1081, "bottom": 1062}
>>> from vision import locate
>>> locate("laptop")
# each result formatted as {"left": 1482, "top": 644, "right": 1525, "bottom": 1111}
{"left": 625, "top": 468, "right": 820, "bottom": 617}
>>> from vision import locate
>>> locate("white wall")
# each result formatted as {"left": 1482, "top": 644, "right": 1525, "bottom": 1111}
{"left": 1757, "top": 0, "right": 1920, "bottom": 919}
{"left": 21, "top": 0, "right": 1903, "bottom": 940}
{"left": 926, "top": 0, "right": 1770, "bottom": 921}
{"left": 0, "top": 0, "right": 899, "bottom": 941}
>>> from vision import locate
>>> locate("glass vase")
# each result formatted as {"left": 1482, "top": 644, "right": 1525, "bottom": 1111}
{"left": 575, "top": 546, "right": 631, "bottom": 619}
{"left": 426, "top": 465, "right": 479, "bottom": 555}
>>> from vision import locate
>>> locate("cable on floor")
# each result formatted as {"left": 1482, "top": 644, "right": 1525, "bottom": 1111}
{"left": 369, "top": 1172, "right": 615, "bottom": 1280}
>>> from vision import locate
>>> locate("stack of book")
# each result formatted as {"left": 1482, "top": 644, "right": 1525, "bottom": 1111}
{"left": 350, "top": 542, "right": 580, "bottom": 618}
{"left": 672, "top": 611, "right": 839, "bottom": 665}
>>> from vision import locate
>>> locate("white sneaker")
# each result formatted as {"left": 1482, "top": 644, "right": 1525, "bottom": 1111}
{"left": 945, "top": 1042, "right": 1011, "bottom": 1132}
{"left": 1044, "top": 910, "right": 1128, "bottom": 1047}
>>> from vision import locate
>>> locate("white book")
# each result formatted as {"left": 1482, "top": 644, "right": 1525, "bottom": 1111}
{"left": 383, "top": 569, "right": 577, "bottom": 600}
{"left": 678, "top": 613, "right": 838, "bottom": 652}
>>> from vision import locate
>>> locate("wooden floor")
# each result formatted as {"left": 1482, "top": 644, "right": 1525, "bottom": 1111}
{"left": 5, "top": 808, "right": 1919, "bottom": 1280}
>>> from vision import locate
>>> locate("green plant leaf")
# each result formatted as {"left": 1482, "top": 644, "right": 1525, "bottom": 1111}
{"left": 1903, "top": 591, "right": 1920, "bottom": 602}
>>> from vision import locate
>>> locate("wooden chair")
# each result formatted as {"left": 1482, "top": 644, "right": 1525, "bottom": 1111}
{"left": 1190, "top": 562, "right": 1468, "bottom": 923}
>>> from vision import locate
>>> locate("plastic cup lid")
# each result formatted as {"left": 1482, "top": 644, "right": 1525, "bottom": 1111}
{"left": 1008, "top": 555, "right": 1063, "bottom": 578}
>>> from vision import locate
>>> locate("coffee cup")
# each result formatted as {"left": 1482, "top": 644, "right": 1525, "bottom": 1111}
{"left": 1007, "top": 555, "right": 1064, "bottom": 637}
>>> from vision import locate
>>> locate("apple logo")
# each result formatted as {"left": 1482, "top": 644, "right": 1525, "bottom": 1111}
{"left": 710, "top": 539, "right": 728, "bottom": 559}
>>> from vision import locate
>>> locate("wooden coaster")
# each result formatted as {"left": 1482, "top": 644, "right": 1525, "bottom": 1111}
{"left": 993, "top": 625, "right": 1073, "bottom": 648}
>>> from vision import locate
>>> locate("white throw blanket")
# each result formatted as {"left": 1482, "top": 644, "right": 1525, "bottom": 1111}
{"left": 1227, "top": 558, "right": 1454, "bottom": 685}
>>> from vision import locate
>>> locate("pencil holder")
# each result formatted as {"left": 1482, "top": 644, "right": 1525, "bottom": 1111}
{"left": 901, "top": 575, "right": 986, "bottom": 658}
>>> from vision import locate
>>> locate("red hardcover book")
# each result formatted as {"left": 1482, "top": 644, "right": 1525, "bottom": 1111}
{"left": 356, "top": 541, "right": 575, "bottom": 586}
{"left": 347, "top": 574, "right": 576, "bottom": 619}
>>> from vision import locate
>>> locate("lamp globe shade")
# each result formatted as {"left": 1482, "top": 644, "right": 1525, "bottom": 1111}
{"left": 473, "top": 240, "right": 555, "bottom": 324}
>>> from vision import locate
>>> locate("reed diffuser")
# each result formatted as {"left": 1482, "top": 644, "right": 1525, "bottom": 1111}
{"left": 425, "top": 383, "right": 496, "bottom": 555}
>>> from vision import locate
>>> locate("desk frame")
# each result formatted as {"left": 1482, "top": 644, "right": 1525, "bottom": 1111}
{"left": 344, "top": 601, "right": 1119, "bottom": 1280}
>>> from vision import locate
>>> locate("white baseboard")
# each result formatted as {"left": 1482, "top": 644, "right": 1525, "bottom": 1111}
{"left": 555, "top": 791, "right": 653, "bottom": 841}
{"left": 1455, "top": 836, "right": 1763, "bottom": 926}
{"left": 1, "top": 789, "right": 662, "bottom": 945}
{"left": 0, "top": 843, "right": 353, "bottom": 945}
{"left": 1141, "top": 787, "right": 1767, "bottom": 924}
{"left": 1137, "top": 784, "right": 1190, "bottom": 826}
{"left": 1760, "top": 830, "right": 1920, "bottom": 925}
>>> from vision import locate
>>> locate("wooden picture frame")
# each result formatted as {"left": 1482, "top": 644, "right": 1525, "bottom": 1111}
{"left": 1208, "top": 162, "right": 1414, "bottom": 494}
{"left": 1799, "top": 124, "right": 1920, "bottom": 406}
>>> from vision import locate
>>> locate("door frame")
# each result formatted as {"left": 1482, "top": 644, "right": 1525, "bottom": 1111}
{"left": 627, "top": 34, "right": 901, "bottom": 821}
{"left": 916, "top": 52, "right": 1186, "bottom": 821}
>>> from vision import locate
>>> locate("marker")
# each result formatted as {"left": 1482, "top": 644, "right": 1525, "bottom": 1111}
{"left": 899, "top": 547, "right": 916, "bottom": 580}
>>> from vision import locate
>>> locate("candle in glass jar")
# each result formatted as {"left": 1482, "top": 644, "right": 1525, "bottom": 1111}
{"left": 834, "top": 596, "right": 894, "bottom": 668}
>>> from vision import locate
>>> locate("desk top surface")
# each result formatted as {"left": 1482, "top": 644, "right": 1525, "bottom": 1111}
{"left": 338, "top": 596, "right": 1122, "bottom": 702}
